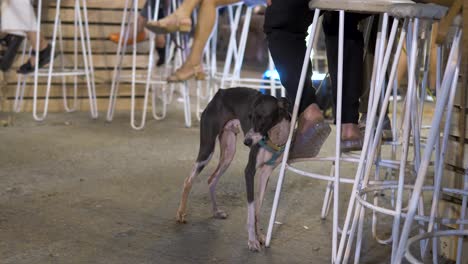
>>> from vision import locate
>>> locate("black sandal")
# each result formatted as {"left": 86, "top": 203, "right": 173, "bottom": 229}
{"left": 17, "top": 44, "right": 53, "bottom": 74}
{"left": 0, "top": 34, "right": 24, "bottom": 72}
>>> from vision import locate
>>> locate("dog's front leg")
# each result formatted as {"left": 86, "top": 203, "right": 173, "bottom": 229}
{"left": 255, "top": 161, "right": 274, "bottom": 245}
{"left": 245, "top": 145, "right": 261, "bottom": 252}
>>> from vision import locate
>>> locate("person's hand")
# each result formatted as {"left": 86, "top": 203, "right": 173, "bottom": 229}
{"left": 267, "top": 0, "right": 272, "bottom": 6}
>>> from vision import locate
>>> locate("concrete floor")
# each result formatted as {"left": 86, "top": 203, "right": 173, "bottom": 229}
{"left": 0, "top": 101, "right": 410, "bottom": 264}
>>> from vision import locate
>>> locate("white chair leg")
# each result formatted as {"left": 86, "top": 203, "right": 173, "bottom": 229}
{"left": 337, "top": 16, "right": 404, "bottom": 264}
{"left": 33, "top": 0, "right": 60, "bottom": 122}
{"left": 129, "top": 0, "right": 148, "bottom": 130}
{"left": 152, "top": 83, "right": 167, "bottom": 120}
{"left": 394, "top": 28, "right": 462, "bottom": 264}
{"left": 14, "top": 41, "right": 29, "bottom": 113}
{"left": 230, "top": 6, "right": 251, "bottom": 87}
{"left": 80, "top": 0, "right": 98, "bottom": 119}
{"left": 219, "top": 4, "right": 242, "bottom": 89}
{"left": 265, "top": 8, "right": 321, "bottom": 248}
{"left": 331, "top": 11, "right": 345, "bottom": 262}
{"left": 75, "top": 0, "right": 98, "bottom": 120}
{"left": 320, "top": 166, "right": 335, "bottom": 219}
{"left": 106, "top": 0, "right": 131, "bottom": 122}
{"left": 183, "top": 81, "right": 192, "bottom": 128}
{"left": 58, "top": 15, "right": 78, "bottom": 113}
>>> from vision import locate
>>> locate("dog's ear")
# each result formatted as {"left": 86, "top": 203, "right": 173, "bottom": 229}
{"left": 277, "top": 97, "right": 290, "bottom": 110}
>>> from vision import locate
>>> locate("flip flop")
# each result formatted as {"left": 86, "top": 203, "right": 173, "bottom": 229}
{"left": 288, "top": 120, "right": 331, "bottom": 161}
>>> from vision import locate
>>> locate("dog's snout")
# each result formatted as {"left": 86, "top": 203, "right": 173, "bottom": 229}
{"left": 244, "top": 138, "right": 253, "bottom": 146}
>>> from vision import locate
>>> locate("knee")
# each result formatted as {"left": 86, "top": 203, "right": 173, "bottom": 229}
{"left": 202, "top": 0, "right": 218, "bottom": 7}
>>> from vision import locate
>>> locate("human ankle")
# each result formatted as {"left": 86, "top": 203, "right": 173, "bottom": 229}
{"left": 39, "top": 41, "right": 48, "bottom": 51}
{"left": 341, "top": 123, "right": 361, "bottom": 140}
{"left": 302, "top": 104, "right": 323, "bottom": 121}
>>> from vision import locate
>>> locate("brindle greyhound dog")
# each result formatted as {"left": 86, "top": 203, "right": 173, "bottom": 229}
{"left": 176, "top": 87, "right": 291, "bottom": 251}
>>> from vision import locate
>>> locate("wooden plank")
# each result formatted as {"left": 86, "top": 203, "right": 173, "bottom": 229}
{"left": 50, "top": 0, "right": 145, "bottom": 9}
{"left": 446, "top": 139, "right": 468, "bottom": 169}
{"left": 450, "top": 107, "right": 468, "bottom": 139}
{"left": 0, "top": 0, "right": 174, "bottom": 114}
{"left": 13, "top": 40, "right": 153, "bottom": 57}
{"left": 459, "top": 0, "right": 468, "bottom": 169}
{"left": 45, "top": 8, "right": 129, "bottom": 24}
{"left": 2, "top": 82, "right": 169, "bottom": 98}
{"left": 1, "top": 68, "right": 167, "bottom": 85}
{"left": 6, "top": 53, "right": 154, "bottom": 69}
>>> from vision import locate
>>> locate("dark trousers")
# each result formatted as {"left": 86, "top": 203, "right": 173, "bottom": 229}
{"left": 264, "top": 0, "right": 367, "bottom": 124}
{"left": 140, "top": 0, "right": 165, "bottom": 20}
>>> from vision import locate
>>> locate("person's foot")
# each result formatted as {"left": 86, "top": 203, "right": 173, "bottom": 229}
{"left": 17, "top": 44, "right": 53, "bottom": 74}
{"left": 358, "top": 113, "right": 393, "bottom": 141}
{"left": 341, "top": 123, "right": 363, "bottom": 152}
{"left": 108, "top": 31, "right": 146, "bottom": 45}
{"left": 167, "top": 62, "right": 205, "bottom": 82}
{"left": 289, "top": 104, "right": 331, "bottom": 161}
{"left": 145, "top": 13, "right": 192, "bottom": 34}
{"left": 0, "top": 34, "right": 24, "bottom": 72}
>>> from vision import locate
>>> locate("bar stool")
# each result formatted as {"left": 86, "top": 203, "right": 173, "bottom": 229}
{"left": 262, "top": 0, "right": 416, "bottom": 262}
{"left": 209, "top": 3, "right": 284, "bottom": 96}
{"left": 106, "top": 0, "right": 172, "bottom": 130}
{"left": 14, "top": 0, "right": 98, "bottom": 121}
{"left": 330, "top": 4, "right": 463, "bottom": 264}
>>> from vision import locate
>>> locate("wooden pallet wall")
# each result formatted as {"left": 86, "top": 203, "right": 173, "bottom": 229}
{"left": 0, "top": 0, "right": 155, "bottom": 113}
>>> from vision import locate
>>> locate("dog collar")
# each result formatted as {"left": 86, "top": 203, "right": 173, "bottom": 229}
{"left": 258, "top": 136, "right": 285, "bottom": 166}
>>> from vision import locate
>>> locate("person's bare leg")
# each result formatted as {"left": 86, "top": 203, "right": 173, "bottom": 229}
{"left": 26, "top": 32, "right": 48, "bottom": 66}
{"left": 156, "top": 34, "right": 165, "bottom": 48}
{"left": 167, "top": 0, "right": 240, "bottom": 81}
{"left": 146, "top": 0, "right": 202, "bottom": 33}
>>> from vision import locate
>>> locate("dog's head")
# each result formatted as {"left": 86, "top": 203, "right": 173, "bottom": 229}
{"left": 244, "top": 95, "right": 290, "bottom": 146}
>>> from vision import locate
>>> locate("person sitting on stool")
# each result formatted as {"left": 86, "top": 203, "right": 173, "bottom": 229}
{"left": 0, "top": 0, "right": 53, "bottom": 74}
{"left": 264, "top": 0, "right": 367, "bottom": 158}
{"left": 108, "top": 0, "right": 168, "bottom": 66}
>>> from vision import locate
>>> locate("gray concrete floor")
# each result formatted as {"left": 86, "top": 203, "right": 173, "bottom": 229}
{"left": 0, "top": 101, "right": 407, "bottom": 264}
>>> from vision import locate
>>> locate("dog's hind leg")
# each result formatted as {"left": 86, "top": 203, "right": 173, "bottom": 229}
{"left": 208, "top": 119, "right": 240, "bottom": 219}
{"left": 176, "top": 153, "right": 213, "bottom": 223}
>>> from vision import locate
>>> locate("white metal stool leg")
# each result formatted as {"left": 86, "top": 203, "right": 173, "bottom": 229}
{"left": 13, "top": 42, "right": 29, "bottom": 113}
{"left": 218, "top": 4, "right": 242, "bottom": 89}
{"left": 106, "top": 0, "right": 131, "bottom": 122}
{"left": 15, "top": 0, "right": 97, "bottom": 121}
{"left": 394, "top": 28, "right": 462, "bottom": 264}
{"left": 336, "top": 15, "right": 405, "bottom": 264}
{"left": 58, "top": 15, "right": 78, "bottom": 113}
{"left": 265, "top": 8, "right": 321, "bottom": 248}
{"left": 32, "top": 0, "right": 58, "bottom": 121}
{"left": 107, "top": 0, "right": 167, "bottom": 130}
{"left": 80, "top": 0, "right": 98, "bottom": 119}
{"left": 76, "top": 0, "right": 98, "bottom": 119}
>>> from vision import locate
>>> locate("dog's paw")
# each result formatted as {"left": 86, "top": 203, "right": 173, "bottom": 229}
{"left": 176, "top": 211, "right": 187, "bottom": 223}
{"left": 248, "top": 239, "right": 262, "bottom": 252}
{"left": 257, "top": 232, "right": 266, "bottom": 245}
{"left": 213, "top": 210, "right": 228, "bottom": 219}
